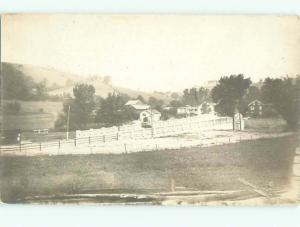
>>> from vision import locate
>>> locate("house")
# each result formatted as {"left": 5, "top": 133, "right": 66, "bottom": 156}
{"left": 177, "top": 102, "right": 216, "bottom": 116}
{"left": 177, "top": 105, "right": 200, "bottom": 116}
{"left": 247, "top": 99, "right": 278, "bottom": 117}
{"left": 247, "top": 99, "right": 264, "bottom": 117}
{"left": 125, "top": 99, "right": 150, "bottom": 114}
{"left": 139, "top": 109, "right": 161, "bottom": 127}
{"left": 162, "top": 106, "right": 172, "bottom": 111}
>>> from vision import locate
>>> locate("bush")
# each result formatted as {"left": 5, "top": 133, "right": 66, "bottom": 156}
{"left": 4, "top": 101, "right": 21, "bottom": 114}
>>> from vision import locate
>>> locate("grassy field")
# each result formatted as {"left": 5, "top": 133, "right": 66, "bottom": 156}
{"left": 2, "top": 100, "right": 63, "bottom": 132}
{"left": 3, "top": 100, "right": 63, "bottom": 115}
{"left": 0, "top": 134, "right": 298, "bottom": 204}
{"left": 3, "top": 113, "right": 57, "bottom": 131}
{"left": 244, "top": 117, "right": 287, "bottom": 132}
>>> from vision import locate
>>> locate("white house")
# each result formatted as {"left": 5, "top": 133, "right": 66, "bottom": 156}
{"left": 177, "top": 102, "right": 216, "bottom": 116}
{"left": 177, "top": 105, "right": 200, "bottom": 116}
{"left": 139, "top": 109, "right": 161, "bottom": 127}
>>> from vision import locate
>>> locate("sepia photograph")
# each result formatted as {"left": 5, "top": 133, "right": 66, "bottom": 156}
{"left": 0, "top": 14, "right": 299, "bottom": 205}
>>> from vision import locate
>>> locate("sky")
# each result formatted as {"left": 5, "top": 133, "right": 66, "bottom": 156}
{"left": 2, "top": 14, "right": 300, "bottom": 92}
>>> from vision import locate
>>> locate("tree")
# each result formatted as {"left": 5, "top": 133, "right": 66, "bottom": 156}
{"left": 2, "top": 63, "right": 35, "bottom": 100}
{"left": 95, "top": 93, "right": 135, "bottom": 126}
{"left": 148, "top": 97, "right": 164, "bottom": 111}
{"left": 239, "top": 85, "right": 261, "bottom": 115}
{"left": 197, "top": 87, "right": 211, "bottom": 104}
{"left": 136, "top": 95, "right": 146, "bottom": 103}
{"left": 4, "top": 101, "right": 21, "bottom": 114}
{"left": 55, "top": 84, "right": 96, "bottom": 130}
{"left": 211, "top": 74, "right": 251, "bottom": 116}
{"left": 169, "top": 100, "right": 183, "bottom": 108}
{"left": 35, "top": 79, "right": 48, "bottom": 100}
{"left": 72, "top": 84, "right": 96, "bottom": 128}
{"left": 182, "top": 87, "right": 210, "bottom": 106}
{"left": 2, "top": 63, "right": 51, "bottom": 101}
{"left": 170, "top": 92, "right": 179, "bottom": 100}
{"left": 261, "top": 77, "right": 299, "bottom": 130}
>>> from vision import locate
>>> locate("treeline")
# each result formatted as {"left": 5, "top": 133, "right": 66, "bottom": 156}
{"left": 54, "top": 84, "right": 175, "bottom": 130}
{"left": 3, "top": 61, "right": 298, "bottom": 131}
{"left": 54, "top": 84, "right": 214, "bottom": 130}
{"left": 55, "top": 74, "right": 300, "bottom": 131}
{"left": 211, "top": 74, "right": 300, "bottom": 130}
{"left": 1, "top": 63, "right": 66, "bottom": 101}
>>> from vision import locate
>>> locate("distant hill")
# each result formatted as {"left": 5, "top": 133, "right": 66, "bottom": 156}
{"left": 2, "top": 62, "right": 171, "bottom": 101}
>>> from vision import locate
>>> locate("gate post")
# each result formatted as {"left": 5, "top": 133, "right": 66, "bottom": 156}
{"left": 233, "top": 112, "right": 244, "bottom": 131}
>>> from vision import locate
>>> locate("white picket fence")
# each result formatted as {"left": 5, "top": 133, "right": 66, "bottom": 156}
{"left": 76, "top": 115, "right": 233, "bottom": 141}
{"left": 0, "top": 115, "right": 234, "bottom": 156}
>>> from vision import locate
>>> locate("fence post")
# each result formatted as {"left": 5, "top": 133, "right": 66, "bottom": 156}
{"left": 103, "top": 135, "right": 106, "bottom": 143}
{"left": 171, "top": 178, "right": 175, "bottom": 192}
{"left": 39, "top": 142, "right": 42, "bottom": 151}
{"left": 58, "top": 140, "right": 61, "bottom": 151}
{"left": 116, "top": 132, "right": 119, "bottom": 140}
{"left": 232, "top": 117, "right": 235, "bottom": 131}
{"left": 124, "top": 143, "right": 127, "bottom": 153}
{"left": 74, "top": 138, "right": 77, "bottom": 147}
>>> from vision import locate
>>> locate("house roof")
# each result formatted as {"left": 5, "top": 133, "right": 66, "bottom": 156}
{"left": 132, "top": 104, "right": 150, "bottom": 110}
{"left": 178, "top": 103, "right": 215, "bottom": 109}
{"left": 125, "top": 100, "right": 150, "bottom": 110}
{"left": 248, "top": 99, "right": 264, "bottom": 107}
{"left": 125, "top": 99, "right": 144, "bottom": 106}
{"left": 142, "top": 109, "right": 161, "bottom": 115}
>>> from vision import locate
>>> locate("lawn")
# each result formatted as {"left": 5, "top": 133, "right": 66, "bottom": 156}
{"left": 244, "top": 117, "right": 287, "bottom": 132}
{"left": 0, "top": 134, "right": 298, "bottom": 204}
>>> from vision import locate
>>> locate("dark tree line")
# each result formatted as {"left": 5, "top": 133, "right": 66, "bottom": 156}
{"left": 95, "top": 93, "right": 137, "bottom": 127}
{"left": 2, "top": 63, "right": 62, "bottom": 101}
{"left": 261, "top": 77, "right": 299, "bottom": 130}
{"left": 2, "top": 63, "right": 48, "bottom": 101}
{"left": 211, "top": 74, "right": 252, "bottom": 116}
{"left": 212, "top": 74, "right": 300, "bottom": 131}
{"left": 55, "top": 85, "right": 139, "bottom": 130}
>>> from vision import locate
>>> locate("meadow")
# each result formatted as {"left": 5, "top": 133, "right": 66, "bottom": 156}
{"left": 0, "top": 134, "right": 297, "bottom": 204}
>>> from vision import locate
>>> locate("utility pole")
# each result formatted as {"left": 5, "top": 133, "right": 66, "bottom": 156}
{"left": 150, "top": 107, "right": 154, "bottom": 138}
{"left": 66, "top": 105, "right": 70, "bottom": 140}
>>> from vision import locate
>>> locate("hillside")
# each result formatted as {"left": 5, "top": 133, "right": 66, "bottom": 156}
{"left": 2, "top": 62, "right": 171, "bottom": 101}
